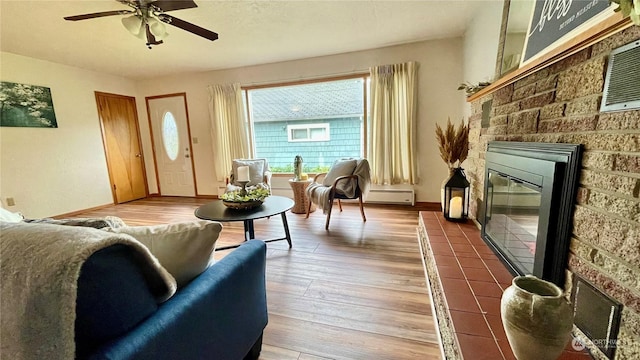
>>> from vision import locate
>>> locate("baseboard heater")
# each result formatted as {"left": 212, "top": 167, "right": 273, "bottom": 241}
{"left": 366, "top": 189, "right": 415, "bottom": 206}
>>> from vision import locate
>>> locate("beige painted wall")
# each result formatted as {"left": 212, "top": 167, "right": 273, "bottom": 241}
{"left": 136, "top": 38, "right": 465, "bottom": 202}
{"left": 462, "top": 0, "right": 504, "bottom": 118}
{"left": 0, "top": 38, "right": 465, "bottom": 217}
{"left": 0, "top": 52, "right": 138, "bottom": 218}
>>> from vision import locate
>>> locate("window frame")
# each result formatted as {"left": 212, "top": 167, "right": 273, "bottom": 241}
{"left": 242, "top": 73, "right": 369, "bottom": 174}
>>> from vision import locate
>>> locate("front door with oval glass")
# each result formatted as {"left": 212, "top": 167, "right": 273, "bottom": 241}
{"left": 147, "top": 94, "right": 196, "bottom": 196}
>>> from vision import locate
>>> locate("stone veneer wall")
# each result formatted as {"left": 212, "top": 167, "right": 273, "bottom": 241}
{"left": 466, "top": 26, "right": 640, "bottom": 360}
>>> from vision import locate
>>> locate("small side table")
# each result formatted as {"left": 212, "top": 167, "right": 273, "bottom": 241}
{"left": 288, "top": 179, "right": 316, "bottom": 214}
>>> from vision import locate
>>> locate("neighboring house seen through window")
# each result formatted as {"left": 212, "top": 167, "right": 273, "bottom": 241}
{"left": 243, "top": 76, "right": 367, "bottom": 173}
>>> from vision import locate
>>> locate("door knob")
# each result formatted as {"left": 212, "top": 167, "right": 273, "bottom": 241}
{"left": 135, "top": 154, "right": 142, "bottom": 158}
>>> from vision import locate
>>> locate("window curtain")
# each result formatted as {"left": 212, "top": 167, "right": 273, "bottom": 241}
{"left": 207, "top": 83, "right": 250, "bottom": 182}
{"left": 367, "top": 61, "right": 418, "bottom": 185}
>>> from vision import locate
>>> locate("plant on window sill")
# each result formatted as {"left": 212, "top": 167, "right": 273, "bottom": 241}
{"left": 269, "top": 164, "right": 330, "bottom": 174}
{"left": 611, "top": 0, "right": 640, "bottom": 25}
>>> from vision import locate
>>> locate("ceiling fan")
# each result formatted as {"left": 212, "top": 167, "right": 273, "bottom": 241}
{"left": 64, "top": 0, "right": 218, "bottom": 49}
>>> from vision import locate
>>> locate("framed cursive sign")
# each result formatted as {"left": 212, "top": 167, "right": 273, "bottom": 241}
{"left": 522, "top": 0, "right": 612, "bottom": 63}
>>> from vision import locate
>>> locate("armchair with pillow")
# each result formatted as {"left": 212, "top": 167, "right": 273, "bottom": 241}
{"left": 226, "top": 158, "right": 272, "bottom": 193}
{"left": 0, "top": 216, "right": 268, "bottom": 360}
{"left": 305, "top": 158, "right": 371, "bottom": 230}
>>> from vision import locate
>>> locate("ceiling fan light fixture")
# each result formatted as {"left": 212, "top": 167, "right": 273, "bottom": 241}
{"left": 65, "top": 0, "right": 218, "bottom": 48}
{"left": 121, "top": 15, "right": 143, "bottom": 36}
{"left": 148, "top": 17, "right": 169, "bottom": 40}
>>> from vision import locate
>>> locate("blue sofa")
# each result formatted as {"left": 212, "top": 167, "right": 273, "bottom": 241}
{"left": 76, "top": 239, "right": 268, "bottom": 360}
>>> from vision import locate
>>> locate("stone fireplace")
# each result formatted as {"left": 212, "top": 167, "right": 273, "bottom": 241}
{"left": 481, "top": 141, "right": 581, "bottom": 287}
{"left": 465, "top": 26, "right": 640, "bottom": 359}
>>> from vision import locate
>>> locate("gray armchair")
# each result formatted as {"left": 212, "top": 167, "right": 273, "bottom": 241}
{"left": 305, "top": 158, "right": 371, "bottom": 230}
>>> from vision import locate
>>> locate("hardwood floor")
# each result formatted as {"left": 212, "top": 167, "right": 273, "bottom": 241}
{"left": 68, "top": 197, "right": 442, "bottom": 359}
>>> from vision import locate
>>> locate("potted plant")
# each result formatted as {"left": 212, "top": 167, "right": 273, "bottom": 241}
{"left": 435, "top": 118, "right": 469, "bottom": 171}
{"left": 611, "top": 0, "right": 640, "bottom": 25}
{"left": 221, "top": 187, "right": 270, "bottom": 209}
{"left": 457, "top": 81, "right": 492, "bottom": 97}
{"left": 435, "top": 118, "right": 469, "bottom": 210}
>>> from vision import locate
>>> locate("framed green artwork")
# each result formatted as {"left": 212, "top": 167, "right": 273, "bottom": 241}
{"left": 0, "top": 81, "right": 58, "bottom": 128}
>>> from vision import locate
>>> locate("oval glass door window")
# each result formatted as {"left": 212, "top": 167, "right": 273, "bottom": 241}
{"left": 162, "top": 112, "right": 179, "bottom": 161}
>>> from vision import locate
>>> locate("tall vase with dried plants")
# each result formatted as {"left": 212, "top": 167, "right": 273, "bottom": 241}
{"left": 435, "top": 118, "right": 470, "bottom": 209}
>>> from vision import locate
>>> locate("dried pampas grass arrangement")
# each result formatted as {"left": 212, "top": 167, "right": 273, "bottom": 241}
{"left": 435, "top": 118, "right": 469, "bottom": 170}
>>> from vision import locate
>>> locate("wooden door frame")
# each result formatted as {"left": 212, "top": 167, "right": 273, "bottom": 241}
{"left": 95, "top": 91, "right": 149, "bottom": 204}
{"left": 145, "top": 92, "right": 198, "bottom": 196}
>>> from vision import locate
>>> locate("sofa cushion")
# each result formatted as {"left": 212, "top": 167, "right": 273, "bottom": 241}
{"left": 75, "top": 244, "right": 160, "bottom": 359}
{"left": 105, "top": 221, "right": 222, "bottom": 287}
{"left": 322, "top": 158, "right": 357, "bottom": 186}
{"left": 86, "top": 240, "right": 268, "bottom": 360}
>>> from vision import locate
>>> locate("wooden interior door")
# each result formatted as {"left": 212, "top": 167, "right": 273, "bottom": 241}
{"left": 96, "top": 92, "right": 148, "bottom": 203}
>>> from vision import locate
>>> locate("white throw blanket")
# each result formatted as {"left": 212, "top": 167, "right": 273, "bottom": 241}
{"left": 307, "top": 159, "right": 371, "bottom": 214}
{"left": 0, "top": 222, "right": 177, "bottom": 360}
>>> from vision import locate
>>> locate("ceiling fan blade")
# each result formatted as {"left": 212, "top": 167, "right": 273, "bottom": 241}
{"left": 157, "top": 14, "right": 218, "bottom": 41}
{"left": 150, "top": 0, "right": 197, "bottom": 12}
{"left": 64, "top": 10, "right": 134, "bottom": 21}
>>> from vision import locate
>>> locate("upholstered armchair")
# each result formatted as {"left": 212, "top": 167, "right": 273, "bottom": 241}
{"left": 305, "top": 158, "right": 371, "bottom": 230}
{"left": 226, "top": 158, "right": 272, "bottom": 193}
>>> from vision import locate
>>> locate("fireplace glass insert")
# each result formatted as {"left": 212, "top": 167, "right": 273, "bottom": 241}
{"left": 484, "top": 171, "right": 541, "bottom": 275}
{"left": 481, "top": 142, "right": 582, "bottom": 286}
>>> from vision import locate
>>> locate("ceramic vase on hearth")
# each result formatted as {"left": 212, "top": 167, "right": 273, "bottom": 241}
{"left": 501, "top": 275, "right": 573, "bottom": 360}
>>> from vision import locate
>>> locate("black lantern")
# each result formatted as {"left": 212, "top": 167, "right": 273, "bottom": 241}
{"left": 443, "top": 168, "right": 470, "bottom": 221}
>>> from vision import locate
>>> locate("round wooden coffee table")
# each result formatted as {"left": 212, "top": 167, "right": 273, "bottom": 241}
{"left": 195, "top": 195, "right": 294, "bottom": 250}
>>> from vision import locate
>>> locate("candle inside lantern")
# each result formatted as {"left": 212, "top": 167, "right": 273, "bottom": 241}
{"left": 237, "top": 166, "right": 250, "bottom": 182}
{"left": 449, "top": 196, "right": 463, "bottom": 219}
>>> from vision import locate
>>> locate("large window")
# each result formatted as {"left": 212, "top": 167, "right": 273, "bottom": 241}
{"left": 244, "top": 76, "right": 367, "bottom": 173}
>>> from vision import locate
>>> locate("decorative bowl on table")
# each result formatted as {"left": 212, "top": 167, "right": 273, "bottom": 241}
{"left": 222, "top": 200, "right": 263, "bottom": 210}
{"left": 221, "top": 187, "right": 269, "bottom": 210}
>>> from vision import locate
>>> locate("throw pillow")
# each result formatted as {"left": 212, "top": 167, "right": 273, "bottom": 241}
{"left": 0, "top": 207, "right": 24, "bottom": 223}
{"left": 322, "top": 158, "right": 358, "bottom": 186}
{"left": 105, "top": 220, "right": 222, "bottom": 287}
{"left": 232, "top": 159, "right": 266, "bottom": 186}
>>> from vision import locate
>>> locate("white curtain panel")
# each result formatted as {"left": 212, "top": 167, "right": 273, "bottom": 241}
{"left": 367, "top": 61, "right": 418, "bottom": 185}
{"left": 207, "top": 83, "right": 250, "bottom": 182}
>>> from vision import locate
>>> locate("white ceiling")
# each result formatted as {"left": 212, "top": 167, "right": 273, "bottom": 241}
{"left": 1, "top": 0, "right": 488, "bottom": 80}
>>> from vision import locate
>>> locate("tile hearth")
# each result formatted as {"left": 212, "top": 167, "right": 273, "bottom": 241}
{"left": 418, "top": 211, "right": 592, "bottom": 360}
